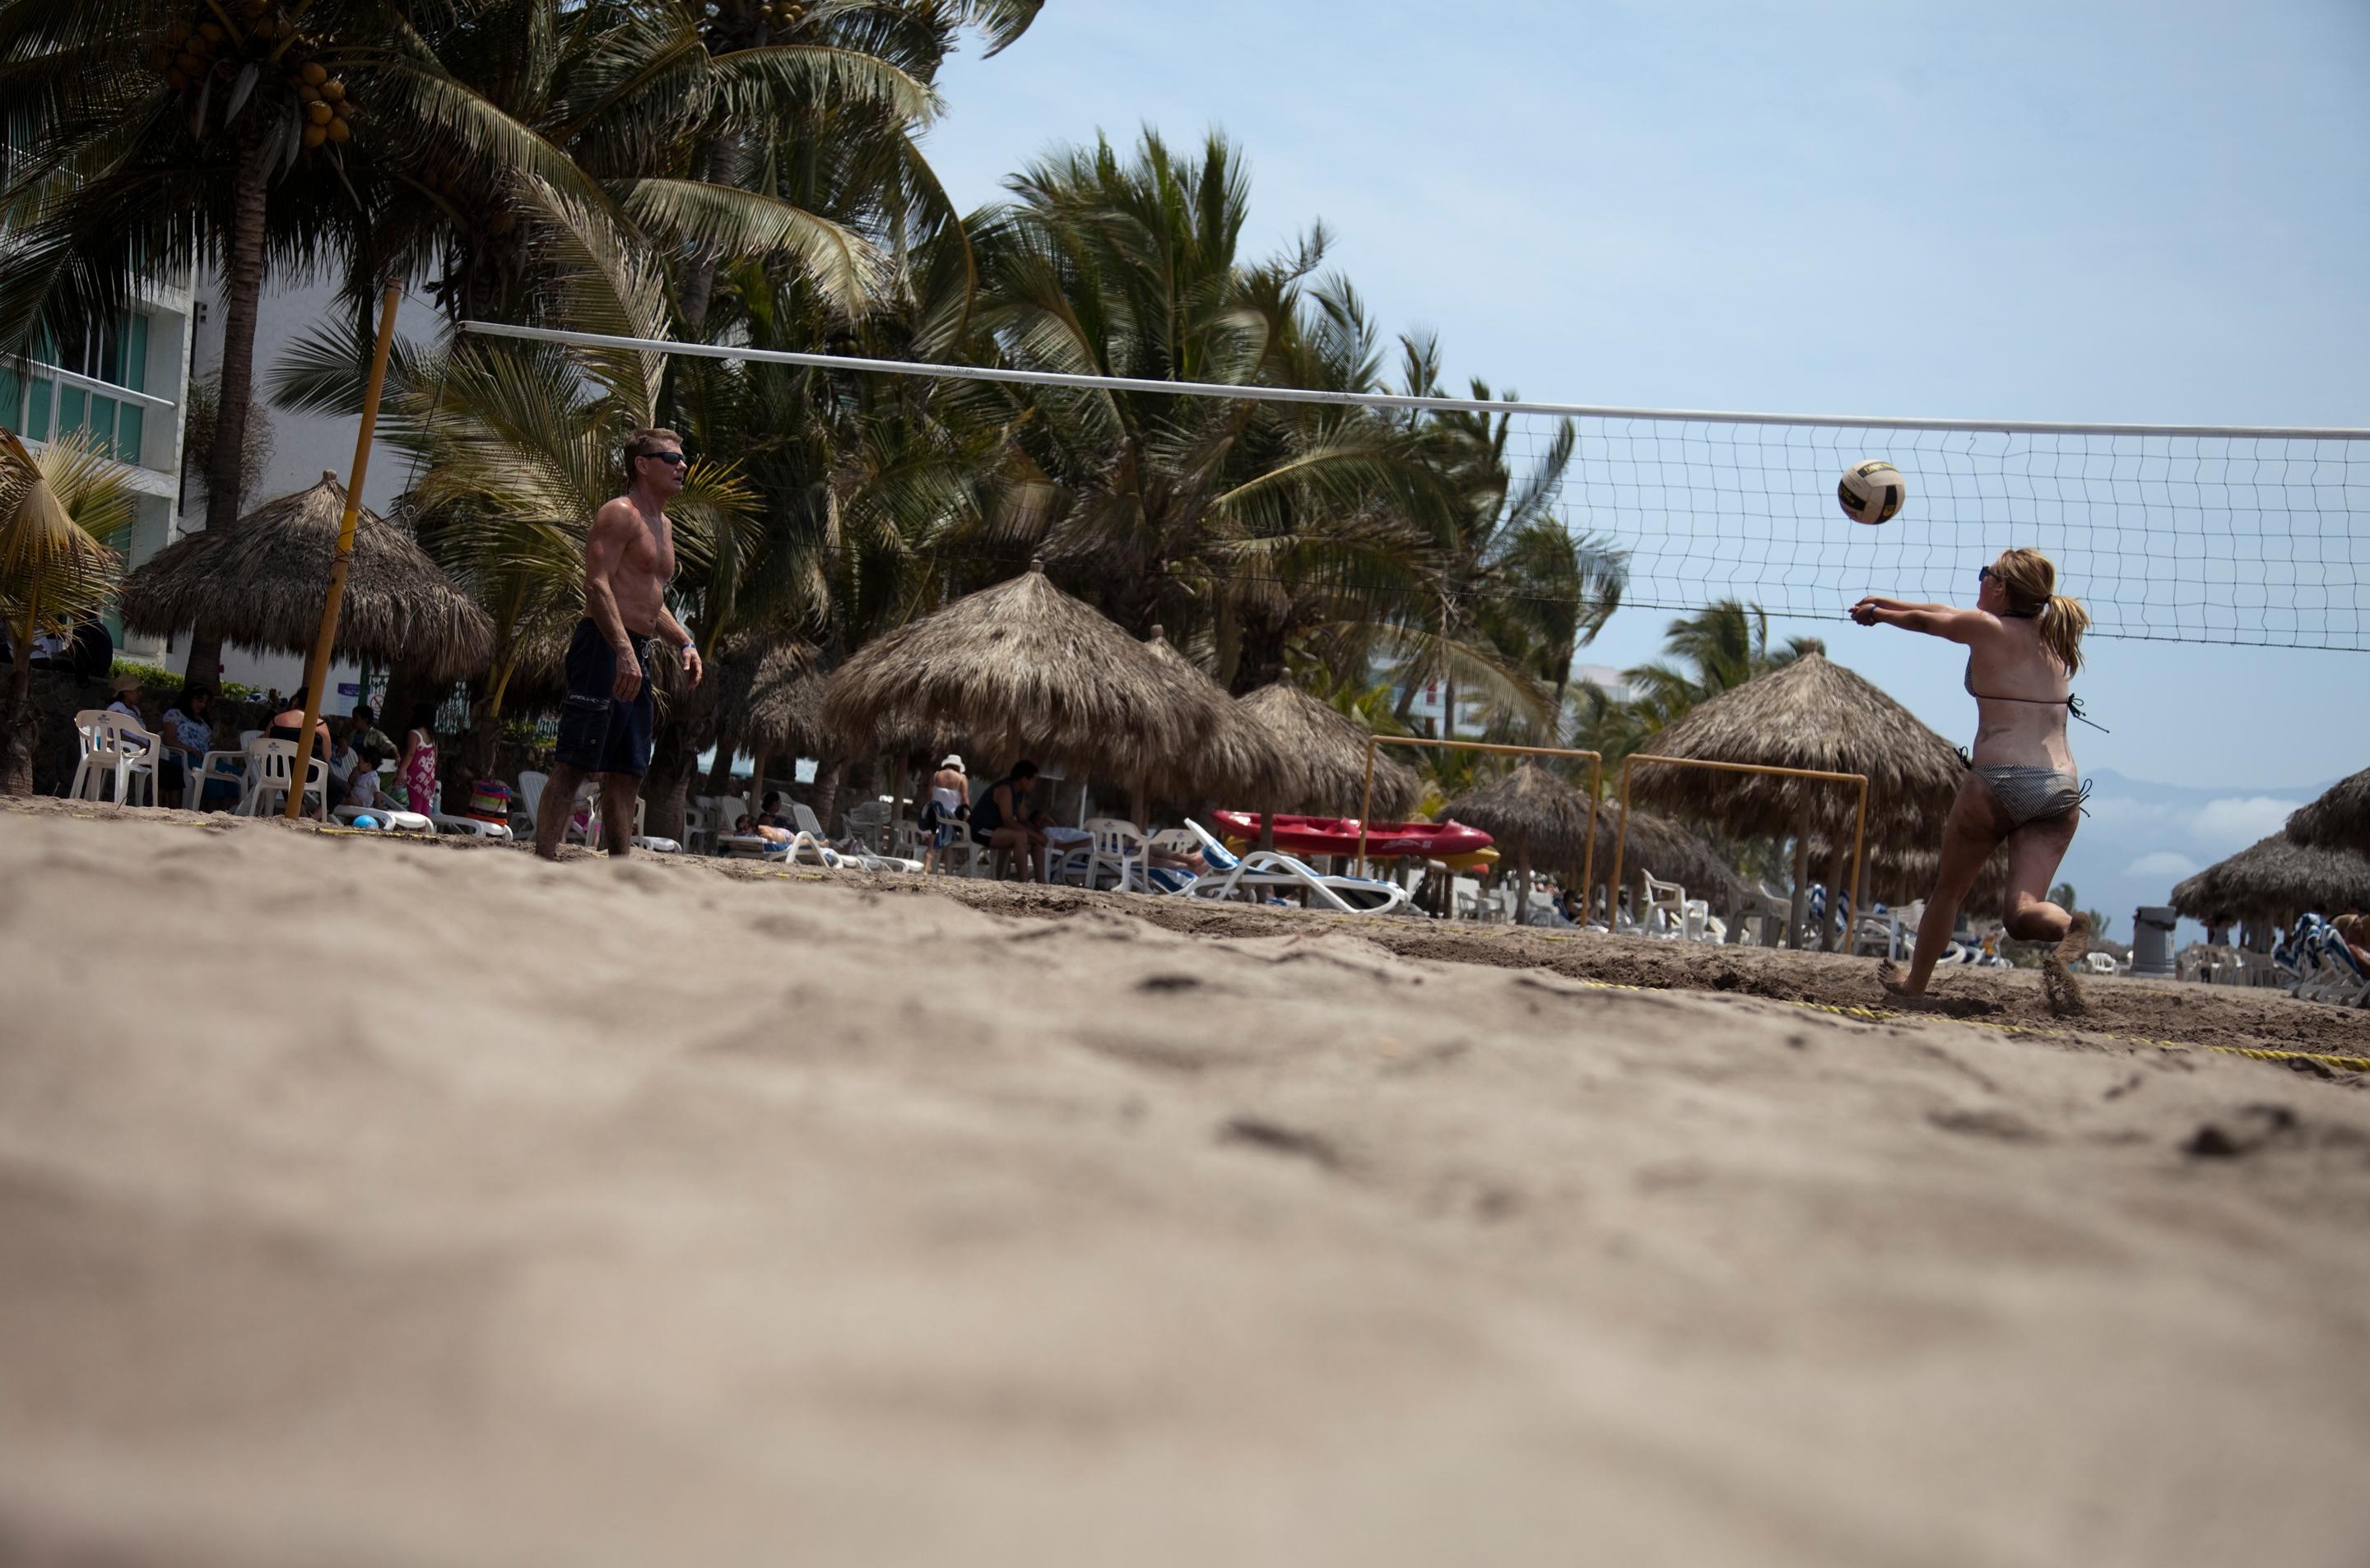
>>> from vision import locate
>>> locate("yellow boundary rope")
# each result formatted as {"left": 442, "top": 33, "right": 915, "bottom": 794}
{"left": 18, "top": 809, "right": 2363, "bottom": 1074}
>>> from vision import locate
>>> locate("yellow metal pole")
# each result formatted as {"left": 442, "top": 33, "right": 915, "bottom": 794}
{"left": 1608, "top": 755, "right": 1633, "bottom": 925}
{"left": 1850, "top": 776, "right": 1868, "bottom": 941}
{"left": 1582, "top": 755, "right": 1598, "bottom": 921}
{"left": 1357, "top": 735, "right": 1376, "bottom": 877}
{"left": 286, "top": 279, "right": 402, "bottom": 820}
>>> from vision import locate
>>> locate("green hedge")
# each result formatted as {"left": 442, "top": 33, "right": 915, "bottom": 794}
{"left": 110, "top": 657, "right": 259, "bottom": 703}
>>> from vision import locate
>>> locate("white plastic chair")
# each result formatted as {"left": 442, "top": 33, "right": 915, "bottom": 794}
{"left": 68, "top": 710, "right": 162, "bottom": 806}
{"left": 189, "top": 744, "right": 249, "bottom": 810}
{"left": 1638, "top": 870, "right": 1688, "bottom": 938}
{"left": 236, "top": 737, "right": 327, "bottom": 818}
{"left": 515, "top": 770, "right": 551, "bottom": 834}
{"left": 844, "top": 800, "right": 891, "bottom": 855}
{"left": 1083, "top": 816, "right": 1152, "bottom": 892}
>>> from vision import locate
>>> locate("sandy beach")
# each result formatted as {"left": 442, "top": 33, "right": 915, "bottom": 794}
{"left": 4, "top": 800, "right": 2368, "bottom": 1567}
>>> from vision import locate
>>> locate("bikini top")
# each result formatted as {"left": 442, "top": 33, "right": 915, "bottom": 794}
{"left": 1963, "top": 669, "right": 2109, "bottom": 731}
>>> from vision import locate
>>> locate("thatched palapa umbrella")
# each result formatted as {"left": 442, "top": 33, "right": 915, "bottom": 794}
{"left": 2170, "top": 833, "right": 2370, "bottom": 930}
{"left": 121, "top": 474, "right": 492, "bottom": 681}
{"left": 822, "top": 563, "right": 1227, "bottom": 820}
{"left": 2284, "top": 768, "right": 2370, "bottom": 855}
{"left": 1140, "top": 627, "right": 1288, "bottom": 810}
{"left": 1628, "top": 652, "right": 1963, "bottom": 949}
{"left": 738, "top": 643, "right": 827, "bottom": 761}
{"left": 1233, "top": 681, "right": 1422, "bottom": 842}
{"left": 1439, "top": 762, "right": 1597, "bottom": 921}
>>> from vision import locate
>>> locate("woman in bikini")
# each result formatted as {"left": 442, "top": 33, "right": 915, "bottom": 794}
{"left": 1850, "top": 547, "right": 2097, "bottom": 1014}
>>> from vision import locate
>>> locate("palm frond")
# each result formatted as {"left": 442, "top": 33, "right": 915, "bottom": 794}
{"left": 621, "top": 178, "right": 882, "bottom": 320}
{"left": 0, "top": 427, "right": 136, "bottom": 637}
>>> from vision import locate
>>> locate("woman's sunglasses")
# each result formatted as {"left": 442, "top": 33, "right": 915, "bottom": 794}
{"left": 1977, "top": 565, "right": 1994, "bottom": 585}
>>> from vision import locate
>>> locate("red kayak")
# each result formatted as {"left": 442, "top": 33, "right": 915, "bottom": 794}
{"left": 1211, "top": 811, "right": 1494, "bottom": 860}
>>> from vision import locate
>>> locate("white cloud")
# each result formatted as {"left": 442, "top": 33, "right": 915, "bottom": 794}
{"left": 2188, "top": 796, "right": 2304, "bottom": 851}
{"left": 2125, "top": 850, "right": 2201, "bottom": 879}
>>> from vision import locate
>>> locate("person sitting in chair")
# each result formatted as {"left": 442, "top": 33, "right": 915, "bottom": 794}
{"left": 969, "top": 761, "right": 1050, "bottom": 881}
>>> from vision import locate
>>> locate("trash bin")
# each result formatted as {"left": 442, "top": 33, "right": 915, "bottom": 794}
{"left": 2131, "top": 905, "right": 2178, "bottom": 977}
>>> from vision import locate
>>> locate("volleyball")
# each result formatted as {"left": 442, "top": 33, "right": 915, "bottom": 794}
{"left": 1838, "top": 459, "right": 1905, "bottom": 526}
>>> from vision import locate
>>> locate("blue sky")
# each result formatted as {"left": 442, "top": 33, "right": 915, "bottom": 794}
{"left": 924, "top": 0, "right": 2368, "bottom": 926}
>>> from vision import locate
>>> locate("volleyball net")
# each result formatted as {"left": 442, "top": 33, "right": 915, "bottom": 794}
{"left": 460, "top": 322, "right": 2370, "bottom": 654}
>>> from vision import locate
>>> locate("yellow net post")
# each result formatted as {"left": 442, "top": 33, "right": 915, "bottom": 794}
{"left": 286, "top": 281, "right": 403, "bottom": 821}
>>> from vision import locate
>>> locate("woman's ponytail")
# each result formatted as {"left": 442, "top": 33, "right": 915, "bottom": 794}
{"left": 2037, "top": 593, "right": 2089, "bottom": 675}
{"left": 1992, "top": 547, "right": 2086, "bottom": 675}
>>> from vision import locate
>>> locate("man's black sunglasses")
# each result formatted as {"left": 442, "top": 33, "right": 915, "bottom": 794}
{"left": 639, "top": 449, "right": 689, "bottom": 466}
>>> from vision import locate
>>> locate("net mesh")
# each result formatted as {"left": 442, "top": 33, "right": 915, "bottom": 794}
{"left": 1559, "top": 420, "right": 2365, "bottom": 649}
{"left": 456, "top": 322, "right": 2370, "bottom": 653}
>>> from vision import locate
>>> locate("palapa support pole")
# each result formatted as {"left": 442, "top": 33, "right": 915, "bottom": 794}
{"left": 286, "top": 278, "right": 402, "bottom": 821}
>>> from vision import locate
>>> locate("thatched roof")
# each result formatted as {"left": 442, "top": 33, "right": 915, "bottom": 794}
{"left": 1629, "top": 652, "right": 1962, "bottom": 853}
{"left": 2285, "top": 768, "right": 2370, "bottom": 854}
{"left": 821, "top": 562, "right": 1224, "bottom": 783}
{"left": 1440, "top": 763, "right": 1595, "bottom": 870}
{"left": 2170, "top": 833, "right": 2370, "bottom": 925}
{"left": 736, "top": 642, "right": 827, "bottom": 758}
{"left": 1232, "top": 681, "right": 1421, "bottom": 818}
{"left": 1141, "top": 627, "right": 1288, "bottom": 800}
{"left": 120, "top": 473, "right": 492, "bottom": 681}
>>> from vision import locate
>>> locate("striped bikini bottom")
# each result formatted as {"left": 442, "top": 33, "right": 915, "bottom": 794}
{"left": 1972, "top": 765, "right": 2090, "bottom": 828}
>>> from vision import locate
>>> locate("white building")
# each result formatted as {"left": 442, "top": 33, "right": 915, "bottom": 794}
{"left": 1398, "top": 660, "right": 1635, "bottom": 740}
{"left": 4, "top": 275, "right": 197, "bottom": 658}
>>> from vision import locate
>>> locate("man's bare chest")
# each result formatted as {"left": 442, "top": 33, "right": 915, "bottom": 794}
{"left": 622, "top": 513, "right": 676, "bottom": 582}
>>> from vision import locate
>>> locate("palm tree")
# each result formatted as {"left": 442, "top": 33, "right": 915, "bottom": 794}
{"left": 0, "top": 0, "right": 619, "bottom": 689}
{"left": 966, "top": 129, "right": 1456, "bottom": 687}
{"left": 0, "top": 427, "right": 137, "bottom": 793}
{"left": 1621, "top": 600, "right": 1823, "bottom": 731}
{"left": 1384, "top": 336, "right": 1627, "bottom": 742}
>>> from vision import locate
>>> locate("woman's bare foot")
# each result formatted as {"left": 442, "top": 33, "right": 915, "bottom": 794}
{"left": 2041, "top": 912, "right": 2091, "bottom": 1017}
{"left": 1877, "top": 960, "right": 1944, "bottom": 1009}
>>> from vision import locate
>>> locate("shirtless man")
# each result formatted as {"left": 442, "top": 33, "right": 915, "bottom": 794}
{"left": 535, "top": 427, "right": 704, "bottom": 861}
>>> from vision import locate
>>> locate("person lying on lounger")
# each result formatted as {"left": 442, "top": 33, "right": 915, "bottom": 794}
{"left": 735, "top": 813, "right": 793, "bottom": 845}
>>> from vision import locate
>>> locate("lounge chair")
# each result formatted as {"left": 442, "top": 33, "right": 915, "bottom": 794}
{"left": 2316, "top": 928, "right": 2370, "bottom": 1008}
{"left": 1181, "top": 819, "right": 1411, "bottom": 915}
{"left": 788, "top": 802, "right": 921, "bottom": 872}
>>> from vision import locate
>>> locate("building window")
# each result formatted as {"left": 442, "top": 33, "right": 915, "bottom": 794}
{"left": 4, "top": 311, "right": 151, "bottom": 465}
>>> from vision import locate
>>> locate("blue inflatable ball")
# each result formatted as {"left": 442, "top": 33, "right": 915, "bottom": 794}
{"left": 350, "top": 814, "right": 381, "bottom": 830}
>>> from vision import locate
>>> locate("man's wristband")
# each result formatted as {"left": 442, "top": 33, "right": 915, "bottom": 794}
{"left": 678, "top": 639, "right": 697, "bottom": 658}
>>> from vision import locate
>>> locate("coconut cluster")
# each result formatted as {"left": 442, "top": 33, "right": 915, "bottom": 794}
{"left": 144, "top": 1, "right": 354, "bottom": 150}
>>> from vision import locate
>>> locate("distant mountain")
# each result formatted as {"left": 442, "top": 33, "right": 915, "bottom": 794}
{"left": 2046, "top": 768, "right": 2335, "bottom": 943}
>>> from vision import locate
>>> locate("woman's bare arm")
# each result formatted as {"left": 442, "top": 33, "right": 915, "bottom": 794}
{"left": 1852, "top": 597, "right": 1994, "bottom": 643}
